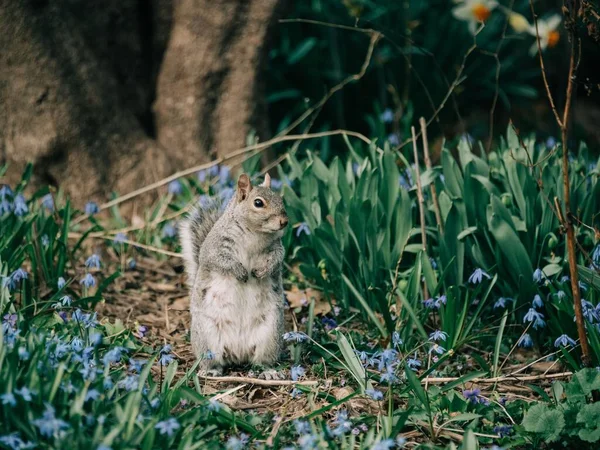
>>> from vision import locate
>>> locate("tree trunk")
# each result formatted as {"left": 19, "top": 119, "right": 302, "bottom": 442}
{"left": 154, "top": 0, "right": 283, "bottom": 165}
{"left": 0, "top": 0, "right": 284, "bottom": 203}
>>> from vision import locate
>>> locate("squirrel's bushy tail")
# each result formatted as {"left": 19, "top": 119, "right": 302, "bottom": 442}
{"left": 179, "top": 201, "right": 223, "bottom": 286}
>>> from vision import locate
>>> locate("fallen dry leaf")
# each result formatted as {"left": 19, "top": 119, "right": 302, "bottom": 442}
{"left": 285, "top": 287, "right": 332, "bottom": 315}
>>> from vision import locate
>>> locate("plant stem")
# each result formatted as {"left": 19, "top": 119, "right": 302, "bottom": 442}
{"left": 411, "top": 126, "right": 429, "bottom": 300}
{"left": 419, "top": 117, "right": 444, "bottom": 233}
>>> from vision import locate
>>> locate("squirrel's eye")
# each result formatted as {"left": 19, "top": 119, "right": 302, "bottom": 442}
{"left": 253, "top": 198, "right": 264, "bottom": 208}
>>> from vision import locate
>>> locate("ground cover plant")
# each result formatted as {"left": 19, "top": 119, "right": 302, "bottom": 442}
{"left": 1, "top": 123, "right": 599, "bottom": 449}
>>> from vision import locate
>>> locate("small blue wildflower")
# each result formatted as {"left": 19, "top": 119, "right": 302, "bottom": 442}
{"left": 423, "top": 298, "right": 435, "bottom": 309}
{"left": 392, "top": 331, "right": 403, "bottom": 347}
{"left": 13, "top": 194, "right": 28, "bottom": 216}
{"left": 71, "top": 337, "right": 83, "bottom": 352}
{"left": 493, "top": 425, "right": 513, "bottom": 438}
{"left": 85, "top": 389, "right": 101, "bottom": 401}
{"left": 33, "top": 404, "right": 69, "bottom": 437}
{"left": 197, "top": 169, "right": 208, "bottom": 183}
{"left": 321, "top": 316, "right": 337, "bottom": 330}
{"left": 41, "top": 234, "right": 50, "bottom": 248}
{"left": 14, "top": 387, "right": 33, "bottom": 402}
{"left": 162, "top": 222, "right": 177, "bottom": 239}
{"left": 219, "top": 187, "right": 235, "bottom": 205}
{"left": 103, "top": 347, "right": 126, "bottom": 365}
{"left": 434, "top": 295, "right": 447, "bottom": 309}
{"left": 282, "top": 331, "right": 309, "bottom": 343}
{"left": 523, "top": 308, "right": 545, "bottom": 329}
{"left": 155, "top": 418, "right": 180, "bottom": 437}
{"left": 2, "top": 268, "right": 28, "bottom": 291}
{"left": 291, "top": 365, "right": 305, "bottom": 381}
{"left": 554, "top": 334, "right": 577, "bottom": 348}
{"left": 209, "top": 165, "right": 220, "bottom": 177}
{"left": 294, "top": 420, "right": 311, "bottom": 435}
{"left": 219, "top": 166, "right": 230, "bottom": 184}
{"left": 546, "top": 136, "right": 556, "bottom": 149}
{"left": 296, "top": 222, "right": 311, "bottom": 237}
{"left": 429, "top": 344, "right": 446, "bottom": 355}
{"left": 387, "top": 133, "right": 400, "bottom": 146}
{"left": 468, "top": 268, "right": 491, "bottom": 284}
{"left": 3, "top": 313, "right": 17, "bottom": 328}
{"left": 1, "top": 393, "right": 16, "bottom": 406}
{"left": 593, "top": 245, "right": 600, "bottom": 265}
{"left": 85, "top": 254, "right": 101, "bottom": 269}
{"left": 532, "top": 294, "right": 543, "bottom": 309}
{"left": 168, "top": 180, "right": 182, "bottom": 195}
{"left": 372, "top": 439, "right": 396, "bottom": 450}
{"left": 580, "top": 299, "right": 598, "bottom": 323}
{"left": 380, "top": 366, "right": 399, "bottom": 384}
{"left": 159, "top": 352, "right": 174, "bottom": 366}
{"left": 0, "top": 198, "right": 13, "bottom": 215}
{"left": 80, "top": 273, "right": 96, "bottom": 288}
{"left": 378, "top": 349, "right": 399, "bottom": 370}
{"left": 397, "top": 437, "right": 407, "bottom": 448}
{"left": 0, "top": 185, "right": 13, "bottom": 199}
{"left": 580, "top": 281, "right": 588, "bottom": 291}
{"left": 518, "top": 333, "right": 534, "bottom": 348}
{"left": 429, "top": 257, "right": 438, "bottom": 270}
{"left": 103, "top": 376, "right": 114, "bottom": 390}
{"left": 332, "top": 410, "right": 352, "bottom": 436}
{"left": 533, "top": 268, "right": 544, "bottom": 283}
{"left": 407, "top": 354, "right": 422, "bottom": 370}
{"left": 269, "top": 178, "right": 283, "bottom": 190}
{"left": 85, "top": 201, "right": 99, "bottom": 216}
{"left": 462, "top": 388, "right": 483, "bottom": 404}
{"left": 429, "top": 330, "right": 448, "bottom": 342}
{"left": 58, "top": 311, "right": 68, "bottom": 322}
{"left": 118, "top": 375, "right": 139, "bottom": 392}
{"left": 128, "top": 258, "right": 136, "bottom": 269}
{"left": 365, "top": 389, "right": 384, "bottom": 401}
{"left": 129, "top": 359, "right": 147, "bottom": 373}
{"left": 494, "top": 297, "right": 513, "bottom": 309}
{"left": 41, "top": 194, "right": 54, "bottom": 212}
{"left": 137, "top": 325, "right": 148, "bottom": 338}
{"left": 57, "top": 277, "right": 66, "bottom": 289}
{"left": 226, "top": 433, "right": 249, "bottom": 450}
{"left": 352, "top": 162, "right": 360, "bottom": 175}
{"left": 560, "top": 275, "right": 570, "bottom": 284}
{"left": 380, "top": 109, "right": 394, "bottom": 123}
{"left": 18, "top": 347, "right": 30, "bottom": 361}
{"left": 114, "top": 232, "right": 127, "bottom": 244}
{"left": 0, "top": 433, "right": 25, "bottom": 450}
{"left": 556, "top": 290, "right": 566, "bottom": 301}
{"left": 150, "top": 398, "right": 161, "bottom": 409}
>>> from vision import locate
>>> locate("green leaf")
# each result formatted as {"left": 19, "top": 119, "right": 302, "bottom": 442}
{"left": 405, "top": 365, "right": 430, "bottom": 416}
{"left": 522, "top": 403, "right": 565, "bottom": 442}
{"left": 577, "top": 403, "right": 600, "bottom": 442}
{"left": 287, "top": 38, "right": 317, "bottom": 65}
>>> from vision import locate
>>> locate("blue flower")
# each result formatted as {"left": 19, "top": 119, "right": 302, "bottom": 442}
{"left": 57, "top": 277, "right": 66, "bottom": 289}
{"left": 392, "top": 331, "right": 403, "bottom": 347}
{"left": 533, "top": 268, "right": 544, "bottom": 283}
{"left": 103, "top": 346, "right": 126, "bottom": 365}
{"left": 493, "top": 425, "right": 513, "bottom": 438}
{"left": 380, "top": 366, "right": 399, "bottom": 384}
{"left": 377, "top": 349, "right": 399, "bottom": 371}
{"left": 0, "top": 185, "right": 13, "bottom": 199}
{"left": 468, "top": 268, "right": 491, "bottom": 284}
{"left": 294, "top": 420, "right": 311, "bottom": 435}
{"left": 18, "top": 347, "right": 30, "bottom": 361}
{"left": 0, "top": 393, "right": 16, "bottom": 406}
{"left": 380, "top": 109, "right": 394, "bottom": 123}
{"left": 518, "top": 333, "right": 534, "bottom": 348}
{"left": 41, "top": 194, "right": 54, "bottom": 212}
{"left": 103, "top": 376, "right": 114, "bottom": 390}
{"left": 41, "top": 235, "right": 50, "bottom": 248}
{"left": 580, "top": 299, "right": 598, "bottom": 323}
{"left": 61, "top": 295, "right": 72, "bottom": 307}
{"left": 462, "top": 388, "right": 484, "bottom": 404}
{"left": 523, "top": 308, "right": 545, "bottom": 329}
{"left": 207, "top": 398, "right": 222, "bottom": 411}
{"left": 554, "top": 334, "right": 576, "bottom": 348}
{"left": 332, "top": 410, "right": 352, "bottom": 436}
{"left": 423, "top": 298, "right": 436, "bottom": 309}
{"left": 532, "top": 294, "right": 543, "bottom": 309}
{"left": 291, "top": 365, "right": 305, "bottom": 381}
{"left": 162, "top": 222, "right": 177, "bottom": 239}
{"left": 226, "top": 434, "right": 249, "bottom": 450}
{"left": 555, "top": 290, "right": 566, "bottom": 301}
{"left": 72, "top": 309, "right": 98, "bottom": 328}
{"left": 296, "top": 222, "right": 311, "bottom": 237}
{"left": 387, "top": 133, "right": 400, "bottom": 146}
{"left": 32, "top": 404, "right": 69, "bottom": 437}
{"left": 270, "top": 178, "right": 283, "bottom": 190}
{"left": 85, "top": 389, "right": 101, "bottom": 401}
{"left": 560, "top": 275, "right": 570, "bottom": 284}
{"left": 71, "top": 337, "right": 83, "bottom": 352}
{"left": 429, "top": 344, "right": 446, "bottom": 355}
{"left": 352, "top": 162, "right": 360, "bottom": 176}
{"left": 13, "top": 194, "right": 28, "bottom": 216}
{"left": 129, "top": 359, "right": 147, "bottom": 373}
{"left": 593, "top": 245, "right": 600, "bottom": 265}
{"left": 580, "top": 281, "right": 588, "bottom": 291}
{"left": 282, "top": 331, "right": 308, "bottom": 343}
{"left": 197, "top": 170, "right": 208, "bottom": 182}
{"left": 219, "top": 166, "right": 231, "bottom": 184}
{"left": 2, "top": 268, "right": 28, "bottom": 291}
{"left": 372, "top": 439, "right": 396, "bottom": 450}
{"left": 321, "top": 316, "right": 337, "bottom": 330}
{"left": 168, "top": 180, "right": 182, "bottom": 195}
{"left": 118, "top": 375, "right": 139, "bottom": 392}
{"left": 429, "top": 330, "right": 448, "bottom": 342}
{"left": 14, "top": 387, "right": 33, "bottom": 402}
{"left": 494, "top": 297, "right": 513, "bottom": 309}
{"left": 85, "top": 254, "right": 101, "bottom": 269}
{"left": 155, "top": 418, "right": 180, "bottom": 437}
{"left": 80, "top": 273, "right": 96, "bottom": 288}
{"left": 407, "top": 354, "right": 422, "bottom": 370}
{"left": 434, "top": 295, "right": 447, "bottom": 308}
{"left": 365, "top": 389, "right": 383, "bottom": 401}
{"left": 159, "top": 352, "right": 174, "bottom": 366}
{"left": 0, "top": 198, "right": 13, "bottom": 215}
{"left": 85, "top": 201, "right": 99, "bottom": 216}
{"left": 0, "top": 433, "right": 34, "bottom": 450}
{"left": 546, "top": 136, "right": 556, "bottom": 149}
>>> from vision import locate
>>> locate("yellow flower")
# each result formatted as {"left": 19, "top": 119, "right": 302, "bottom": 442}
{"left": 527, "top": 14, "right": 561, "bottom": 55}
{"left": 507, "top": 11, "right": 530, "bottom": 33}
{"left": 452, "top": 0, "right": 499, "bottom": 34}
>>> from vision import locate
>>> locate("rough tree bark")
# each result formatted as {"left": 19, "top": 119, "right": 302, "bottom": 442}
{"left": 0, "top": 0, "right": 284, "bottom": 203}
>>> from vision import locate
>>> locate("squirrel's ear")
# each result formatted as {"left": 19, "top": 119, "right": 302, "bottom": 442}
{"left": 260, "top": 173, "right": 271, "bottom": 188}
{"left": 237, "top": 173, "right": 253, "bottom": 201}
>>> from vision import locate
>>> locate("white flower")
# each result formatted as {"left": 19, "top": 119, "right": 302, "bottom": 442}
{"left": 452, "top": 0, "right": 499, "bottom": 34}
{"left": 507, "top": 11, "right": 530, "bottom": 33}
{"left": 527, "top": 14, "right": 561, "bottom": 55}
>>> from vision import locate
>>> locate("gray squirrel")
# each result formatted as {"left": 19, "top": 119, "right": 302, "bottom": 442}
{"left": 179, "top": 172, "right": 288, "bottom": 374}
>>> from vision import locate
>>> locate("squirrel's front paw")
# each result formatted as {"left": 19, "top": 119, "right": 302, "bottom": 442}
{"left": 234, "top": 264, "right": 249, "bottom": 283}
{"left": 251, "top": 266, "right": 269, "bottom": 279}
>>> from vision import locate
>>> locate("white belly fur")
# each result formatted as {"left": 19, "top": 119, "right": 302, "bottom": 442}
{"left": 199, "top": 273, "right": 279, "bottom": 364}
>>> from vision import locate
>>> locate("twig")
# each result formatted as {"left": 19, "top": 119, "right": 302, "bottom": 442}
{"left": 423, "top": 371, "right": 572, "bottom": 384}
{"left": 68, "top": 232, "right": 180, "bottom": 258}
{"left": 199, "top": 375, "right": 318, "bottom": 387}
{"left": 411, "top": 126, "right": 428, "bottom": 300}
{"left": 419, "top": 117, "right": 443, "bottom": 233}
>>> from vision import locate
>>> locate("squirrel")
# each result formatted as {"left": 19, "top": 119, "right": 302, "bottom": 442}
{"left": 179, "top": 172, "right": 288, "bottom": 375}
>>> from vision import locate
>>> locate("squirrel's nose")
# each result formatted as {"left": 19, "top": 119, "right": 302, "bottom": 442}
{"left": 280, "top": 217, "right": 289, "bottom": 228}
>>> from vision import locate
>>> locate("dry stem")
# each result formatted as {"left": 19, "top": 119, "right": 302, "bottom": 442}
{"left": 411, "top": 126, "right": 428, "bottom": 300}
